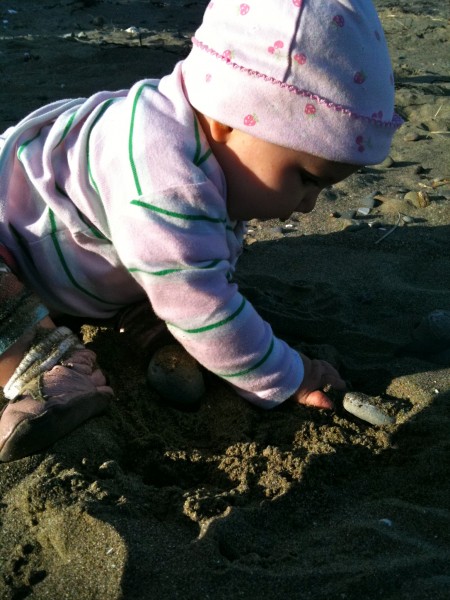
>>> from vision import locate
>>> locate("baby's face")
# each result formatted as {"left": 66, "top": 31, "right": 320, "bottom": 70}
{"left": 209, "top": 126, "right": 360, "bottom": 221}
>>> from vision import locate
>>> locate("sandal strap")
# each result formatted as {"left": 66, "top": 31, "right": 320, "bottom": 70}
{"left": 3, "top": 327, "right": 83, "bottom": 401}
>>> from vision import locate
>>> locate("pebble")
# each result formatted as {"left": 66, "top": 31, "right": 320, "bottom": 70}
{"left": 360, "top": 192, "right": 379, "bottom": 208}
{"left": 356, "top": 206, "right": 371, "bottom": 216}
{"left": 404, "top": 190, "right": 430, "bottom": 208}
{"left": 147, "top": 344, "right": 205, "bottom": 406}
{"left": 379, "top": 518, "right": 393, "bottom": 527}
{"left": 343, "top": 392, "right": 395, "bottom": 426}
{"left": 125, "top": 26, "right": 140, "bottom": 37}
{"left": 404, "top": 132, "right": 421, "bottom": 142}
{"left": 98, "top": 460, "right": 120, "bottom": 479}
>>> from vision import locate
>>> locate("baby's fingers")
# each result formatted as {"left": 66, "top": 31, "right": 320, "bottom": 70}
{"left": 298, "top": 389, "right": 334, "bottom": 410}
{"left": 294, "top": 356, "right": 346, "bottom": 411}
{"left": 319, "top": 360, "right": 346, "bottom": 391}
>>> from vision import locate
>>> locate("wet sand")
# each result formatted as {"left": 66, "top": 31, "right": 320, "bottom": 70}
{"left": 0, "top": 2, "right": 449, "bottom": 598}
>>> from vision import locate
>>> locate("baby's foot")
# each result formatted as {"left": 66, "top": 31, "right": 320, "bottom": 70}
{"left": 0, "top": 327, "right": 113, "bottom": 461}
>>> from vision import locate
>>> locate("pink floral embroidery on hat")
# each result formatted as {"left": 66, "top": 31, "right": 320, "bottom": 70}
{"left": 355, "top": 135, "right": 372, "bottom": 153}
{"left": 293, "top": 52, "right": 307, "bottom": 65}
{"left": 354, "top": 70, "right": 366, "bottom": 84}
{"left": 222, "top": 49, "right": 234, "bottom": 61}
{"left": 355, "top": 135, "right": 365, "bottom": 152}
{"left": 268, "top": 40, "right": 284, "bottom": 56}
{"left": 244, "top": 113, "right": 258, "bottom": 127}
{"left": 292, "top": 0, "right": 302, "bottom": 7}
{"left": 239, "top": 3, "right": 250, "bottom": 15}
{"left": 332, "top": 15, "right": 345, "bottom": 28}
{"left": 205, "top": 73, "right": 212, "bottom": 82}
{"left": 305, "top": 104, "right": 317, "bottom": 117}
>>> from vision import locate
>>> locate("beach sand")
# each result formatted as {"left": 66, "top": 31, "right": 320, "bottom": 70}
{"left": 0, "top": 1, "right": 449, "bottom": 598}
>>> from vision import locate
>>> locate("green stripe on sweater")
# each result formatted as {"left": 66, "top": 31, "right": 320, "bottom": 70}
{"left": 218, "top": 338, "right": 275, "bottom": 378}
{"left": 87, "top": 98, "right": 116, "bottom": 195}
{"left": 128, "top": 259, "right": 221, "bottom": 277}
{"left": 129, "top": 82, "right": 158, "bottom": 196}
{"left": 168, "top": 296, "right": 246, "bottom": 334}
{"left": 130, "top": 199, "right": 226, "bottom": 223}
{"left": 48, "top": 209, "right": 122, "bottom": 305}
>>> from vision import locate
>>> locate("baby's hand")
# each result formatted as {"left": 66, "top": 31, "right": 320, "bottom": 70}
{"left": 291, "top": 353, "right": 346, "bottom": 410}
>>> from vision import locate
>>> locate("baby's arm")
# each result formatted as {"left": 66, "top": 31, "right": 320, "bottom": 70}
{"left": 291, "top": 353, "right": 346, "bottom": 409}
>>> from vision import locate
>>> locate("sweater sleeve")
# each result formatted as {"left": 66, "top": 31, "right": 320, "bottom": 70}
{"left": 106, "top": 180, "right": 303, "bottom": 408}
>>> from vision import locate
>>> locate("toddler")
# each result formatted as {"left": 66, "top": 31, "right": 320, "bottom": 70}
{"left": 0, "top": 0, "right": 402, "bottom": 461}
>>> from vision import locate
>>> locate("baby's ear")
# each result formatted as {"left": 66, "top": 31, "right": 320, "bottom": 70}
{"left": 209, "top": 119, "right": 233, "bottom": 143}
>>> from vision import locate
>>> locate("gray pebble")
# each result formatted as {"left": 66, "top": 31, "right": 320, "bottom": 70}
{"left": 360, "top": 192, "right": 379, "bottom": 208}
{"left": 357, "top": 206, "right": 371, "bottom": 216}
{"left": 98, "top": 460, "right": 120, "bottom": 479}
{"left": 343, "top": 392, "right": 395, "bottom": 426}
{"left": 147, "top": 344, "right": 205, "bottom": 405}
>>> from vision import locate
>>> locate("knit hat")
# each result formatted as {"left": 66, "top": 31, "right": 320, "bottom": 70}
{"left": 182, "top": 0, "right": 403, "bottom": 165}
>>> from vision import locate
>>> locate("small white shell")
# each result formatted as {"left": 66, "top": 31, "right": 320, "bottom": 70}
{"left": 343, "top": 392, "right": 395, "bottom": 426}
{"left": 125, "top": 26, "right": 140, "bottom": 37}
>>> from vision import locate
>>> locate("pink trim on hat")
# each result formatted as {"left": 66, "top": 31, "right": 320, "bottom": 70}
{"left": 192, "top": 37, "right": 402, "bottom": 129}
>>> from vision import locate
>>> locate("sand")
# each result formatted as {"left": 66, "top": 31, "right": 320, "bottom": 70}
{"left": 0, "top": 1, "right": 449, "bottom": 598}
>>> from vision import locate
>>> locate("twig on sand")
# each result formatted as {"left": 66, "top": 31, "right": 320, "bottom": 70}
{"left": 433, "top": 104, "right": 443, "bottom": 119}
{"left": 374, "top": 213, "right": 402, "bottom": 245}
